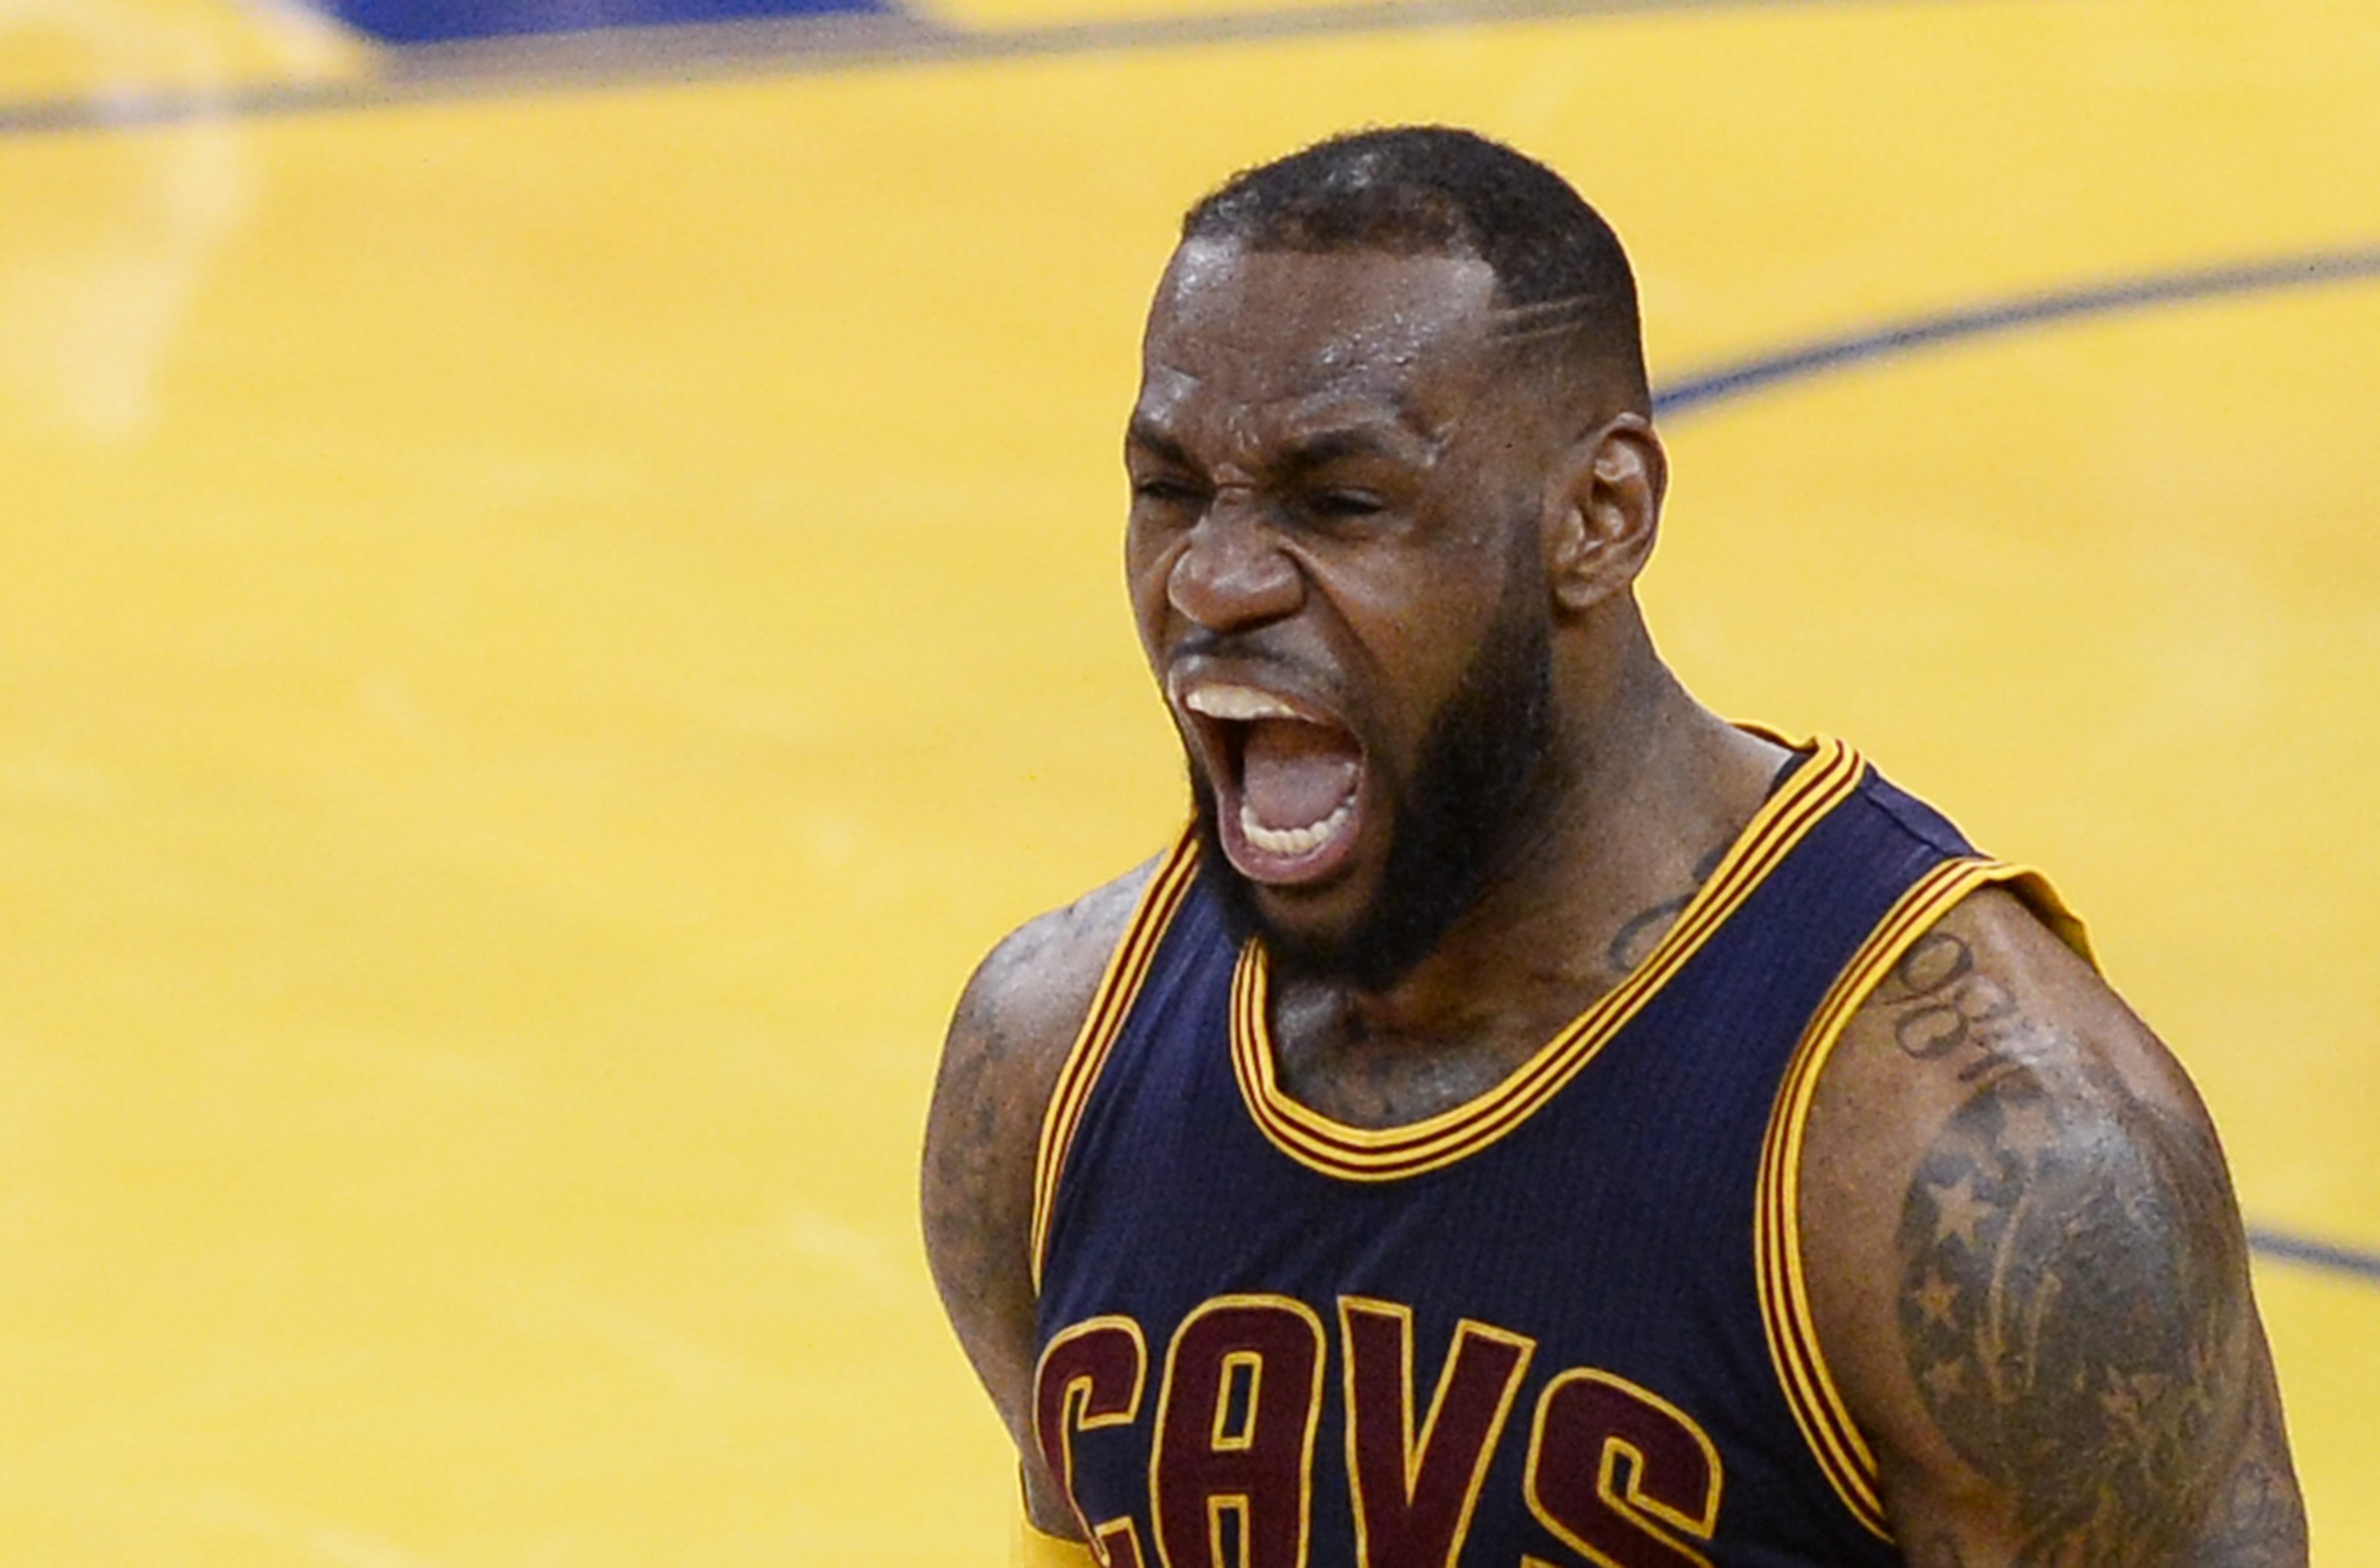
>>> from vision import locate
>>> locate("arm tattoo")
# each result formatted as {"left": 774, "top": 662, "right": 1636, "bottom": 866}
{"left": 1882, "top": 930, "right": 2019, "bottom": 1074}
{"left": 2200, "top": 1398, "right": 2311, "bottom": 1567}
{"left": 922, "top": 996, "right": 1025, "bottom": 1319}
{"left": 1884, "top": 940, "right": 2291, "bottom": 1565}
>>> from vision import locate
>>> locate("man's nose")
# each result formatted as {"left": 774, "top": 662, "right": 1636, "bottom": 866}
{"left": 1166, "top": 496, "right": 1304, "bottom": 632}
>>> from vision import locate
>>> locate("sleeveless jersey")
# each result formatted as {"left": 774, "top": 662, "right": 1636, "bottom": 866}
{"left": 1028, "top": 737, "right": 2086, "bottom": 1568}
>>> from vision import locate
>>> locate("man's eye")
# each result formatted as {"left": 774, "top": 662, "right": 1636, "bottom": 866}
{"left": 1310, "top": 491, "right": 1383, "bottom": 519}
{"left": 1133, "top": 479, "right": 1204, "bottom": 506}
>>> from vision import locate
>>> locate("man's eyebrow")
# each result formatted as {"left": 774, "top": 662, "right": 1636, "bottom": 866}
{"left": 1125, "top": 418, "right": 1193, "bottom": 468}
{"left": 1275, "top": 428, "right": 1426, "bottom": 472}
{"left": 1125, "top": 417, "right": 1435, "bottom": 474}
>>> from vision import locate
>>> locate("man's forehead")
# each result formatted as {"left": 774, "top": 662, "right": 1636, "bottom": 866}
{"left": 1138, "top": 242, "right": 1505, "bottom": 436}
{"left": 1150, "top": 241, "right": 1501, "bottom": 362}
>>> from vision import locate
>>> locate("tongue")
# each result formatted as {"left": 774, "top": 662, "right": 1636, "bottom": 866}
{"left": 1240, "top": 720, "right": 1361, "bottom": 831}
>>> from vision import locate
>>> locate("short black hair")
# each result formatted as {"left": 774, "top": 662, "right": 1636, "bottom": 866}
{"left": 1181, "top": 126, "right": 1647, "bottom": 408}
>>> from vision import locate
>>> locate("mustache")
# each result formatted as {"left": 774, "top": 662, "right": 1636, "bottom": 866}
{"left": 1168, "top": 626, "right": 1288, "bottom": 667}
{"left": 1165, "top": 629, "right": 1337, "bottom": 698}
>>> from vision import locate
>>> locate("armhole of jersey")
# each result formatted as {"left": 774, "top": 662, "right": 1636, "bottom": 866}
{"left": 1753, "top": 855, "right": 2086, "bottom": 1543}
{"left": 1995, "top": 867, "right": 2094, "bottom": 970}
{"left": 1028, "top": 828, "right": 1203, "bottom": 1293}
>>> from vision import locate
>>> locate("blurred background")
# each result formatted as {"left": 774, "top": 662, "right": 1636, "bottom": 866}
{"left": 0, "top": 0, "right": 2373, "bottom": 1561}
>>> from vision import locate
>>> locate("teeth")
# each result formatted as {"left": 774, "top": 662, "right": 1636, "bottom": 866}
{"left": 1239, "top": 795, "right": 1356, "bottom": 858}
{"left": 1185, "top": 685, "right": 1305, "bottom": 722}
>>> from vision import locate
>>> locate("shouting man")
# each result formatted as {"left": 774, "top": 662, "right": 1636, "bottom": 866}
{"left": 922, "top": 128, "right": 2306, "bottom": 1568}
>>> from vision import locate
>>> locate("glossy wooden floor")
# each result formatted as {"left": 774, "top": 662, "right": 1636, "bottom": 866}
{"left": 1, "top": 0, "right": 2373, "bottom": 1561}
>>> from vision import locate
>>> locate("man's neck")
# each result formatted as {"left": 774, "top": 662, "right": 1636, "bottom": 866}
{"left": 1310, "top": 647, "right": 1786, "bottom": 1051}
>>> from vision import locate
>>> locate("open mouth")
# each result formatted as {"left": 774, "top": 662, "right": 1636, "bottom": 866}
{"left": 1182, "top": 683, "right": 1367, "bottom": 886}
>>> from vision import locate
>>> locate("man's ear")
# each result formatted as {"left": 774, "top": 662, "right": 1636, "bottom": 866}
{"left": 1544, "top": 413, "right": 1667, "bottom": 614}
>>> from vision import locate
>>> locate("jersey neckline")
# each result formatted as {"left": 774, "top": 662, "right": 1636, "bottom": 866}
{"left": 1228, "top": 735, "right": 1869, "bottom": 1182}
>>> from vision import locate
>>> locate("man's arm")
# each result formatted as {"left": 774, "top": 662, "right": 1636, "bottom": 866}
{"left": 1798, "top": 887, "right": 2308, "bottom": 1567}
{"left": 920, "top": 865, "right": 1155, "bottom": 1541}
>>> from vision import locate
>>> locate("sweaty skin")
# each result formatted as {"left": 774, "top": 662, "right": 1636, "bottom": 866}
{"left": 919, "top": 239, "right": 2308, "bottom": 1563}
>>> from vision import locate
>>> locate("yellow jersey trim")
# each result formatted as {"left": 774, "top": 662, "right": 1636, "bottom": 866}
{"left": 1229, "top": 736, "right": 1868, "bottom": 1182}
{"left": 1029, "top": 829, "right": 1203, "bottom": 1291}
{"left": 1753, "top": 855, "right": 2091, "bottom": 1542}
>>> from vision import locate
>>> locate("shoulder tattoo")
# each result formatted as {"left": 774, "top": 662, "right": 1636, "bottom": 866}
{"left": 1878, "top": 926, "right": 2294, "bottom": 1564}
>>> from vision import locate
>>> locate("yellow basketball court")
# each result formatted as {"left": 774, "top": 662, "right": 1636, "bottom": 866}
{"left": 0, "top": 0, "right": 2372, "bottom": 1560}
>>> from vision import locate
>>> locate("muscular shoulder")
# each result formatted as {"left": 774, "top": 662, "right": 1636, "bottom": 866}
{"left": 1798, "top": 887, "right": 2305, "bottom": 1563}
{"left": 919, "top": 860, "right": 1160, "bottom": 1503}
{"left": 923, "top": 861, "right": 1156, "bottom": 1294}
{"left": 951, "top": 864, "right": 1157, "bottom": 1091}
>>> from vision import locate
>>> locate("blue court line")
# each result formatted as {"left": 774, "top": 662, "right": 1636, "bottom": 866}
{"left": 1654, "top": 250, "right": 2380, "bottom": 1292}
{"left": 1654, "top": 247, "right": 2380, "bottom": 416}
{"left": 2248, "top": 1228, "right": 2380, "bottom": 1283}
{"left": 0, "top": 0, "right": 2001, "bottom": 137}
{"left": 312, "top": 0, "right": 885, "bottom": 47}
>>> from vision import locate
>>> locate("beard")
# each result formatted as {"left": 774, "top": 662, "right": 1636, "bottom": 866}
{"left": 1191, "top": 562, "right": 1556, "bottom": 994}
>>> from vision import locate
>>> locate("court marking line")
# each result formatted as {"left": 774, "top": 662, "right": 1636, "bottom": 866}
{"left": 1655, "top": 247, "right": 2380, "bottom": 415}
{"left": 2247, "top": 1228, "right": 2380, "bottom": 1284}
{"left": 0, "top": 0, "right": 2024, "bottom": 137}
{"left": 1655, "top": 246, "right": 2380, "bottom": 1291}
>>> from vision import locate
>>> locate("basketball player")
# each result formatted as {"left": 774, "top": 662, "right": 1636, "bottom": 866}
{"left": 922, "top": 128, "right": 2307, "bottom": 1567}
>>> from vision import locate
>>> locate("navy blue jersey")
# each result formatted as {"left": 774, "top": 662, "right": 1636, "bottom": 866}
{"left": 1027, "top": 738, "right": 2086, "bottom": 1568}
